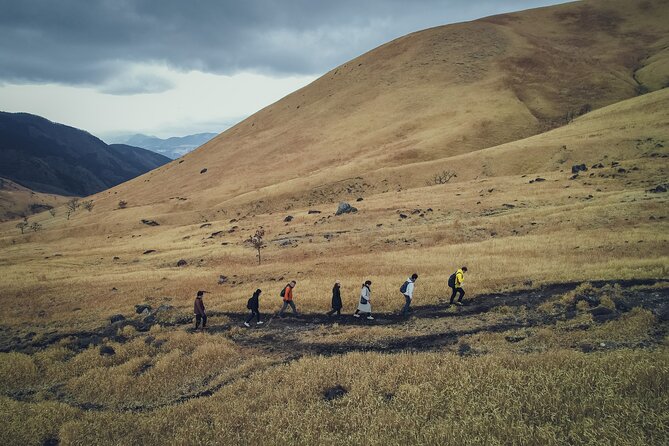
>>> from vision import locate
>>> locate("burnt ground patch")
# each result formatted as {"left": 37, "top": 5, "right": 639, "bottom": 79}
{"left": 2, "top": 279, "right": 666, "bottom": 356}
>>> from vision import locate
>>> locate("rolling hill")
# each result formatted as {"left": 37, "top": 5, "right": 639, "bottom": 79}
{"left": 0, "top": 112, "right": 171, "bottom": 197}
{"left": 115, "top": 133, "right": 218, "bottom": 159}
{"left": 0, "top": 177, "right": 69, "bottom": 222}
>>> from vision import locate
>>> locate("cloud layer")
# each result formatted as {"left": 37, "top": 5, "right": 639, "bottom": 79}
{"left": 0, "top": 0, "right": 560, "bottom": 94}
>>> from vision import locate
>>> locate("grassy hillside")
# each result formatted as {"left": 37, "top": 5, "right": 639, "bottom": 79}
{"left": 0, "top": 0, "right": 667, "bottom": 445}
{"left": 0, "top": 178, "right": 68, "bottom": 222}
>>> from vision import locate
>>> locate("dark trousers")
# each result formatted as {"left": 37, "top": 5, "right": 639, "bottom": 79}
{"left": 195, "top": 314, "right": 207, "bottom": 328}
{"left": 449, "top": 287, "right": 465, "bottom": 304}
{"left": 401, "top": 295, "right": 412, "bottom": 315}
{"left": 279, "top": 300, "right": 298, "bottom": 316}
{"left": 245, "top": 310, "right": 261, "bottom": 323}
{"left": 327, "top": 307, "right": 341, "bottom": 316}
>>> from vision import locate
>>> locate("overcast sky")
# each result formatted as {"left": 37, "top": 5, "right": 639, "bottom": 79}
{"left": 0, "top": 0, "right": 563, "bottom": 140}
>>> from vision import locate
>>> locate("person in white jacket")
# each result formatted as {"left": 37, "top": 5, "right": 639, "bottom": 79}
{"left": 401, "top": 273, "right": 419, "bottom": 316}
{"left": 354, "top": 280, "right": 374, "bottom": 320}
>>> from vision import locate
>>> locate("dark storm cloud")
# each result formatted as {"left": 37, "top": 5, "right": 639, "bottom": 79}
{"left": 0, "top": 0, "right": 561, "bottom": 93}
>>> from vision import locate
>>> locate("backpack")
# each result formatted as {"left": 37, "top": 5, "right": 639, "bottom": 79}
{"left": 448, "top": 273, "right": 456, "bottom": 288}
{"left": 280, "top": 285, "right": 288, "bottom": 298}
{"left": 246, "top": 297, "right": 253, "bottom": 309}
{"left": 400, "top": 280, "right": 409, "bottom": 294}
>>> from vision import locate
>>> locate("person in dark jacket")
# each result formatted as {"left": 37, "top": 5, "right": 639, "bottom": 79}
{"left": 326, "top": 281, "right": 343, "bottom": 316}
{"left": 244, "top": 289, "right": 263, "bottom": 327}
{"left": 194, "top": 290, "right": 207, "bottom": 329}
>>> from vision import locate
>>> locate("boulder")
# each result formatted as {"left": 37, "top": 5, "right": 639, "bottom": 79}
{"left": 356, "top": 197, "right": 364, "bottom": 202}
{"left": 110, "top": 314, "right": 126, "bottom": 324}
{"left": 307, "top": 210, "right": 321, "bottom": 214}
{"left": 649, "top": 185, "right": 667, "bottom": 193}
{"left": 141, "top": 219, "right": 160, "bottom": 226}
{"left": 99, "top": 345, "right": 116, "bottom": 356}
{"left": 176, "top": 259, "right": 188, "bottom": 267}
{"left": 571, "top": 164, "right": 588, "bottom": 174}
{"left": 323, "top": 385, "right": 348, "bottom": 401}
{"left": 200, "top": 168, "right": 208, "bottom": 174}
{"left": 335, "top": 202, "right": 357, "bottom": 215}
{"left": 143, "top": 249, "right": 156, "bottom": 254}
{"left": 284, "top": 215, "right": 294, "bottom": 222}
{"left": 135, "top": 304, "right": 152, "bottom": 314}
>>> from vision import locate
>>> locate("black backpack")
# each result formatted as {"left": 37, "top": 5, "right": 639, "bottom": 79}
{"left": 448, "top": 272, "right": 457, "bottom": 288}
{"left": 246, "top": 297, "right": 253, "bottom": 309}
{"left": 280, "top": 284, "right": 288, "bottom": 298}
{"left": 400, "top": 281, "right": 409, "bottom": 294}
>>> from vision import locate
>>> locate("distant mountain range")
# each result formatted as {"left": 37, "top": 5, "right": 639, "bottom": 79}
{"left": 114, "top": 133, "right": 218, "bottom": 159}
{"left": 0, "top": 112, "right": 171, "bottom": 197}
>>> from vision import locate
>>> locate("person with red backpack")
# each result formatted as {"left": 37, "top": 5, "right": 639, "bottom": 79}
{"left": 278, "top": 280, "right": 299, "bottom": 317}
{"left": 448, "top": 266, "right": 468, "bottom": 305}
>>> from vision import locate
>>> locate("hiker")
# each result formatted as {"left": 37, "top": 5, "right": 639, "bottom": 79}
{"left": 278, "top": 280, "right": 299, "bottom": 317}
{"left": 326, "top": 281, "right": 343, "bottom": 316}
{"left": 448, "top": 266, "right": 468, "bottom": 305}
{"left": 244, "top": 289, "right": 263, "bottom": 327}
{"left": 194, "top": 290, "right": 207, "bottom": 329}
{"left": 401, "top": 273, "right": 418, "bottom": 316}
{"left": 354, "top": 280, "right": 374, "bottom": 320}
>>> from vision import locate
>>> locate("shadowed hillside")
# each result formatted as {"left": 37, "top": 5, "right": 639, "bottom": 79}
{"left": 0, "top": 112, "right": 171, "bottom": 197}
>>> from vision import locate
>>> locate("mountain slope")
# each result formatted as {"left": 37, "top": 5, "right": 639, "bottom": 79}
{"left": 0, "top": 177, "right": 68, "bottom": 222}
{"left": 0, "top": 112, "right": 171, "bottom": 196}
{"left": 94, "top": 0, "right": 669, "bottom": 212}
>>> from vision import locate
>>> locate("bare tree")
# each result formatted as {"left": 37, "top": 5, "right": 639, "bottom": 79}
{"left": 30, "top": 222, "right": 42, "bottom": 232}
{"left": 428, "top": 170, "right": 456, "bottom": 185}
{"left": 16, "top": 220, "right": 29, "bottom": 234}
{"left": 246, "top": 228, "right": 266, "bottom": 265}
{"left": 49, "top": 208, "right": 57, "bottom": 217}
{"left": 81, "top": 200, "right": 94, "bottom": 212}
{"left": 118, "top": 200, "right": 128, "bottom": 209}
{"left": 66, "top": 198, "right": 79, "bottom": 220}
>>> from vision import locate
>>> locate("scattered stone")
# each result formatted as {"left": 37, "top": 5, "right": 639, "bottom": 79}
{"left": 502, "top": 203, "right": 515, "bottom": 209}
{"left": 218, "top": 275, "right": 228, "bottom": 284}
{"left": 399, "top": 214, "right": 408, "bottom": 219}
{"left": 135, "top": 304, "right": 152, "bottom": 314}
{"left": 284, "top": 215, "right": 293, "bottom": 222}
{"left": 356, "top": 197, "right": 364, "bottom": 202}
{"left": 589, "top": 306, "right": 616, "bottom": 323}
{"left": 569, "top": 174, "right": 579, "bottom": 180}
{"left": 200, "top": 168, "right": 208, "bottom": 174}
{"left": 505, "top": 335, "right": 526, "bottom": 343}
{"left": 323, "top": 385, "right": 348, "bottom": 401}
{"left": 458, "top": 343, "right": 472, "bottom": 356}
{"left": 411, "top": 209, "right": 421, "bottom": 215}
{"left": 113, "top": 256, "right": 120, "bottom": 260}
{"left": 649, "top": 185, "right": 667, "bottom": 193}
{"left": 307, "top": 210, "right": 321, "bottom": 214}
{"left": 99, "top": 345, "right": 116, "bottom": 356}
{"left": 534, "top": 177, "right": 546, "bottom": 182}
{"left": 110, "top": 314, "right": 125, "bottom": 324}
{"left": 143, "top": 250, "right": 156, "bottom": 255}
{"left": 617, "top": 168, "right": 627, "bottom": 173}
{"left": 141, "top": 219, "right": 160, "bottom": 226}
{"left": 200, "top": 223, "right": 212, "bottom": 228}
{"left": 591, "top": 163, "right": 604, "bottom": 169}
{"left": 335, "top": 202, "right": 357, "bottom": 215}
{"left": 571, "top": 164, "right": 587, "bottom": 174}
{"left": 611, "top": 161, "right": 619, "bottom": 167}
{"left": 176, "top": 259, "right": 188, "bottom": 267}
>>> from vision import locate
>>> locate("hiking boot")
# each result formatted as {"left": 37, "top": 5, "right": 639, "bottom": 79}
{"left": 353, "top": 313, "right": 360, "bottom": 318}
{"left": 367, "top": 315, "right": 375, "bottom": 320}
{"left": 256, "top": 321, "right": 264, "bottom": 325}
{"left": 243, "top": 322, "right": 250, "bottom": 327}
{"left": 455, "top": 301, "right": 463, "bottom": 306}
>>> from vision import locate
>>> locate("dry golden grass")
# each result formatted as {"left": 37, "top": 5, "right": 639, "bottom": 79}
{"left": 0, "top": 1, "right": 668, "bottom": 444}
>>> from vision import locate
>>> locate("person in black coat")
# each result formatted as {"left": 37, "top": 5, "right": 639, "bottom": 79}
{"left": 244, "top": 289, "right": 263, "bottom": 327}
{"left": 327, "top": 281, "right": 343, "bottom": 316}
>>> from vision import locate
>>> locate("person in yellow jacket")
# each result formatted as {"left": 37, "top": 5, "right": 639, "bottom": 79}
{"left": 448, "top": 266, "right": 468, "bottom": 306}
